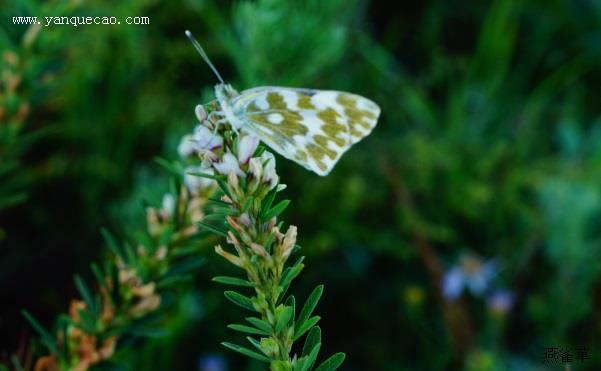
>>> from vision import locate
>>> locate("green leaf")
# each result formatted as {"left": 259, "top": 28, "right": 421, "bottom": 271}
{"left": 198, "top": 221, "right": 229, "bottom": 238}
{"left": 159, "top": 225, "right": 175, "bottom": 247}
{"left": 293, "top": 316, "right": 321, "bottom": 341}
{"left": 21, "top": 310, "right": 58, "bottom": 354}
{"left": 264, "top": 229, "right": 276, "bottom": 253}
{"left": 165, "top": 256, "right": 205, "bottom": 277}
{"left": 101, "top": 228, "right": 125, "bottom": 262}
{"left": 74, "top": 275, "right": 96, "bottom": 318}
{"left": 224, "top": 291, "right": 256, "bottom": 312}
{"left": 156, "top": 274, "right": 193, "bottom": 289}
{"left": 314, "top": 353, "right": 345, "bottom": 371}
{"left": 301, "top": 342, "right": 321, "bottom": 371}
{"left": 10, "top": 355, "right": 24, "bottom": 371}
{"left": 246, "top": 317, "right": 272, "bottom": 333}
{"left": 303, "top": 326, "right": 322, "bottom": 356}
{"left": 271, "top": 361, "right": 292, "bottom": 371}
{"left": 221, "top": 342, "right": 270, "bottom": 363}
{"left": 213, "top": 276, "right": 255, "bottom": 287}
{"left": 154, "top": 156, "right": 184, "bottom": 177}
{"left": 260, "top": 187, "right": 278, "bottom": 219}
{"left": 90, "top": 262, "right": 105, "bottom": 289}
{"left": 296, "top": 285, "right": 323, "bottom": 332}
{"left": 75, "top": 307, "right": 97, "bottom": 334}
{"left": 216, "top": 178, "right": 232, "bottom": 198}
{"left": 208, "top": 197, "right": 231, "bottom": 207}
{"left": 241, "top": 196, "right": 253, "bottom": 213}
{"left": 285, "top": 295, "right": 296, "bottom": 324}
{"left": 279, "top": 257, "right": 305, "bottom": 298}
{"left": 186, "top": 170, "right": 222, "bottom": 180}
{"left": 228, "top": 323, "right": 269, "bottom": 336}
{"left": 262, "top": 199, "right": 290, "bottom": 221}
{"left": 275, "top": 305, "right": 294, "bottom": 332}
{"left": 246, "top": 336, "right": 264, "bottom": 352}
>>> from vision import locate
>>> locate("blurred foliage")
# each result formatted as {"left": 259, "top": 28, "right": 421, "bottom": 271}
{"left": 2, "top": 0, "right": 601, "bottom": 370}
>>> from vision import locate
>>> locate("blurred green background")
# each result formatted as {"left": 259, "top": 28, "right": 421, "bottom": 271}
{"left": 2, "top": 0, "right": 601, "bottom": 369}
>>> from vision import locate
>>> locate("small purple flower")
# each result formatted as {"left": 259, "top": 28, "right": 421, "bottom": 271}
{"left": 198, "top": 354, "right": 227, "bottom": 371}
{"left": 487, "top": 290, "right": 515, "bottom": 314}
{"left": 442, "top": 255, "right": 499, "bottom": 300}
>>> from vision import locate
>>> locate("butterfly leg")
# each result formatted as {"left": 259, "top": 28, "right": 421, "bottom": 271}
{"left": 208, "top": 110, "right": 236, "bottom": 133}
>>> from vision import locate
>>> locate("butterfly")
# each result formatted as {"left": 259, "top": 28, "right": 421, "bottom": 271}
{"left": 186, "top": 31, "right": 380, "bottom": 176}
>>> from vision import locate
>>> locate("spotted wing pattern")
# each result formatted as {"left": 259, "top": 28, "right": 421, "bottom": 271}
{"left": 229, "top": 86, "right": 380, "bottom": 176}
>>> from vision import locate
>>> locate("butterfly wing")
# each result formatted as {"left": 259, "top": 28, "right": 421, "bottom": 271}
{"left": 229, "top": 86, "right": 380, "bottom": 176}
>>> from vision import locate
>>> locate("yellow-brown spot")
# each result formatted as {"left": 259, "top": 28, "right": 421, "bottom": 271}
{"left": 317, "top": 108, "right": 347, "bottom": 147}
{"left": 247, "top": 100, "right": 309, "bottom": 139}
{"left": 295, "top": 150, "right": 308, "bottom": 162}
{"left": 337, "top": 94, "right": 376, "bottom": 131}
{"left": 298, "top": 94, "right": 316, "bottom": 109}
{"left": 314, "top": 135, "right": 339, "bottom": 160}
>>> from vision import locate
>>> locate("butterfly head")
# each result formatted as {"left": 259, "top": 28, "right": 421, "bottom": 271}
{"left": 215, "top": 83, "right": 239, "bottom": 104}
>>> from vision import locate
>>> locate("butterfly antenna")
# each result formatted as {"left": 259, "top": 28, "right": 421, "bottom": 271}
{"left": 185, "top": 30, "right": 224, "bottom": 84}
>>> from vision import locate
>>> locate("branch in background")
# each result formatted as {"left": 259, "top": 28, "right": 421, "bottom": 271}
{"left": 0, "top": 24, "right": 41, "bottom": 216}
{"left": 381, "top": 159, "right": 475, "bottom": 359}
{"left": 20, "top": 114, "right": 218, "bottom": 371}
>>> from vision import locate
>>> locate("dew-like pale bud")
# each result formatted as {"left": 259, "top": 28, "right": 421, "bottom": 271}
{"left": 130, "top": 294, "right": 160, "bottom": 317}
{"left": 248, "top": 156, "right": 263, "bottom": 179}
{"left": 155, "top": 246, "right": 168, "bottom": 260}
{"left": 280, "top": 225, "right": 297, "bottom": 261}
{"left": 239, "top": 212, "right": 252, "bottom": 227}
{"left": 215, "top": 245, "right": 244, "bottom": 267}
{"left": 250, "top": 243, "right": 269, "bottom": 259}
{"left": 98, "top": 337, "right": 117, "bottom": 360}
{"left": 247, "top": 157, "right": 263, "bottom": 192}
{"left": 238, "top": 135, "right": 260, "bottom": 164}
{"left": 131, "top": 282, "right": 156, "bottom": 297}
{"left": 195, "top": 104, "right": 207, "bottom": 122}
{"left": 161, "top": 194, "right": 176, "bottom": 217}
{"left": 260, "top": 152, "right": 279, "bottom": 190}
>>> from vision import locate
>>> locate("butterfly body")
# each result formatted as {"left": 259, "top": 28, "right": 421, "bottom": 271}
{"left": 215, "top": 83, "right": 380, "bottom": 176}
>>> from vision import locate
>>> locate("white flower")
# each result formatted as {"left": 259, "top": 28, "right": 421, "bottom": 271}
{"left": 177, "top": 134, "right": 196, "bottom": 158}
{"left": 193, "top": 124, "right": 223, "bottom": 150}
{"left": 260, "top": 152, "right": 279, "bottom": 189}
{"left": 184, "top": 165, "right": 215, "bottom": 192}
{"left": 161, "top": 194, "right": 175, "bottom": 217}
{"left": 248, "top": 156, "right": 263, "bottom": 181}
{"left": 195, "top": 104, "right": 207, "bottom": 122}
{"left": 213, "top": 153, "right": 243, "bottom": 176}
{"left": 237, "top": 135, "right": 260, "bottom": 164}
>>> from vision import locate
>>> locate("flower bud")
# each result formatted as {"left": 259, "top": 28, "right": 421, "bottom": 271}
{"left": 195, "top": 104, "right": 207, "bottom": 122}
{"left": 237, "top": 135, "right": 260, "bottom": 164}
